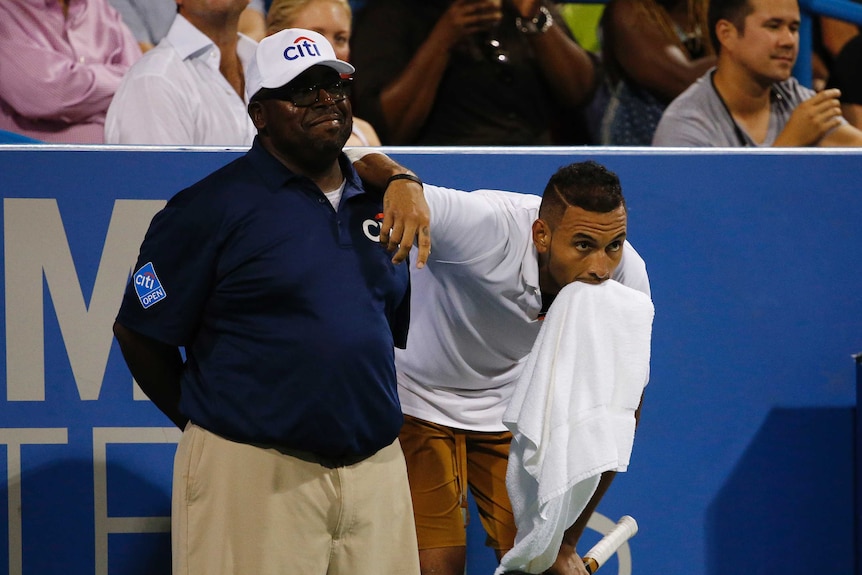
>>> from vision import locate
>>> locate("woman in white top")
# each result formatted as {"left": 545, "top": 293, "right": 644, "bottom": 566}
{"left": 266, "top": 0, "right": 382, "bottom": 146}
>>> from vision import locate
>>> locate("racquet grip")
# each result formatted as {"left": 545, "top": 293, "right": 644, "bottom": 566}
{"left": 582, "top": 515, "right": 638, "bottom": 574}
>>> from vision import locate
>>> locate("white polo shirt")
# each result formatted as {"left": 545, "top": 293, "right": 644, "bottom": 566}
{"left": 105, "top": 15, "right": 256, "bottom": 145}
{"left": 396, "top": 184, "right": 651, "bottom": 431}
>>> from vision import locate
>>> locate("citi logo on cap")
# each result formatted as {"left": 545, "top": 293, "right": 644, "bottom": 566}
{"left": 283, "top": 36, "right": 323, "bottom": 61}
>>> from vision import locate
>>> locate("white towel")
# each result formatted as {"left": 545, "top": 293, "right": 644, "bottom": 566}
{"left": 496, "top": 280, "right": 654, "bottom": 574}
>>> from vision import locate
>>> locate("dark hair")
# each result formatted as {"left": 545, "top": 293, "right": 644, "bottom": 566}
{"left": 538, "top": 161, "right": 625, "bottom": 227}
{"left": 708, "top": 0, "right": 754, "bottom": 53}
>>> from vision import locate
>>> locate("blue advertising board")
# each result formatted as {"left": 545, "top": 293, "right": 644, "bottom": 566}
{"left": 0, "top": 145, "right": 859, "bottom": 575}
{"left": 857, "top": 352, "right": 862, "bottom": 575}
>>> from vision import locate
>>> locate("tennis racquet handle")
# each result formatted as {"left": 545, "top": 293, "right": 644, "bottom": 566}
{"left": 582, "top": 515, "right": 638, "bottom": 574}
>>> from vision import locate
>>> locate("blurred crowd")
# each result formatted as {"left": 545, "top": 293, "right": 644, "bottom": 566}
{"left": 1, "top": 0, "right": 860, "bottom": 147}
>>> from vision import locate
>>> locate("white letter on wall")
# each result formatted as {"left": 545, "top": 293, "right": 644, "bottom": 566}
{"left": 0, "top": 428, "right": 68, "bottom": 575}
{"left": 4, "top": 199, "right": 165, "bottom": 401}
{"left": 92, "top": 427, "right": 181, "bottom": 575}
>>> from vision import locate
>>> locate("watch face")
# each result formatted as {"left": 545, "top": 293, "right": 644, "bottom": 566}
{"left": 534, "top": 10, "right": 548, "bottom": 29}
{"left": 516, "top": 6, "right": 553, "bottom": 34}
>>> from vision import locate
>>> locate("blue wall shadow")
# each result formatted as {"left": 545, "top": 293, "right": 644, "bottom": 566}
{"left": 706, "top": 407, "right": 854, "bottom": 574}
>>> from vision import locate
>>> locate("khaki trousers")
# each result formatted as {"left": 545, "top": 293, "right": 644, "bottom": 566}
{"left": 172, "top": 423, "right": 420, "bottom": 575}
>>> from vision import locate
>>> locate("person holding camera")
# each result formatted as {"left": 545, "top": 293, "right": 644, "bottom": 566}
{"left": 350, "top": 0, "right": 597, "bottom": 145}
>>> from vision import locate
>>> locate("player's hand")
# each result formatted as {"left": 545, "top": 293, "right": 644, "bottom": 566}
{"left": 774, "top": 88, "right": 844, "bottom": 146}
{"left": 381, "top": 177, "right": 431, "bottom": 268}
{"left": 543, "top": 543, "right": 589, "bottom": 575}
{"left": 437, "top": 0, "right": 503, "bottom": 44}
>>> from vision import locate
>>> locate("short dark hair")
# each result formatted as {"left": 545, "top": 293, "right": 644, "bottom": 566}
{"left": 538, "top": 161, "right": 625, "bottom": 227}
{"left": 709, "top": 0, "right": 754, "bottom": 52}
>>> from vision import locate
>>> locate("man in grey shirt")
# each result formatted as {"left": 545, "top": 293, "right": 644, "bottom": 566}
{"left": 653, "top": 0, "right": 862, "bottom": 146}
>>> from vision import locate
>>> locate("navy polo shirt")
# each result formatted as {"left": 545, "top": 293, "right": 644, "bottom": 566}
{"left": 117, "top": 138, "right": 410, "bottom": 458}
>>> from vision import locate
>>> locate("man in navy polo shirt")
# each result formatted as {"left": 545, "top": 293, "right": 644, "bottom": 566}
{"left": 113, "top": 28, "right": 429, "bottom": 575}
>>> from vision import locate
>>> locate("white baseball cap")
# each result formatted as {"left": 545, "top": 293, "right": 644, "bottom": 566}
{"left": 246, "top": 28, "right": 355, "bottom": 101}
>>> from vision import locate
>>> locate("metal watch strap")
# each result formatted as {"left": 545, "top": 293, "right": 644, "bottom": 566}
{"left": 515, "top": 5, "right": 553, "bottom": 35}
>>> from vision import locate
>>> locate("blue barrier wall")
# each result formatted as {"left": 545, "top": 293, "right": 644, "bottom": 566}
{"left": 0, "top": 146, "right": 859, "bottom": 575}
{"left": 857, "top": 352, "right": 861, "bottom": 575}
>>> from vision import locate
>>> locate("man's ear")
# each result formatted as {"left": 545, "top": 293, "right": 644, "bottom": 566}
{"left": 716, "top": 18, "right": 737, "bottom": 50}
{"left": 248, "top": 101, "right": 267, "bottom": 130}
{"left": 532, "top": 219, "right": 550, "bottom": 254}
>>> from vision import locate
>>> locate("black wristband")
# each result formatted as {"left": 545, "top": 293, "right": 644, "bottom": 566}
{"left": 386, "top": 173, "right": 423, "bottom": 187}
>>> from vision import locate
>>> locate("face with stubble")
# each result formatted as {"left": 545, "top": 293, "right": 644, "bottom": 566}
{"left": 533, "top": 205, "right": 627, "bottom": 297}
{"left": 721, "top": 0, "right": 800, "bottom": 85}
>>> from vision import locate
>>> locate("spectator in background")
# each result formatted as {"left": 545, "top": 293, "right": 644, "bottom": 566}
{"left": 239, "top": 0, "right": 267, "bottom": 40}
{"left": 0, "top": 0, "right": 141, "bottom": 144}
{"left": 600, "top": 0, "right": 716, "bottom": 145}
{"left": 350, "top": 0, "right": 597, "bottom": 145}
{"left": 808, "top": 12, "right": 859, "bottom": 91}
{"left": 107, "top": 0, "right": 175, "bottom": 52}
{"left": 105, "top": 0, "right": 257, "bottom": 145}
{"left": 266, "top": 0, "right": 382, "bottom": 145}
{"left": 820, "top": 8, "right": 862, "bottom": 130}
{"left": 107, "top": 0, "right": 266, "bottom": 51}
{"left": 0, "top": 130, "right": 43, "bottom": 144}
{"left": 555, "top": 3, "right": 608, "bottom": 144}
{"left": 829, "top": 33, "right": 862, "bottom": 128}
{"left": 652, "top": 0, "right": 862, "bottom": 146}
{"left": 820, "top": 15, "right": 859, "bottom": 66}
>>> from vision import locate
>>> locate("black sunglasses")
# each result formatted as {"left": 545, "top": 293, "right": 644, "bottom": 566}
{"left": 260, "top": 78, "right": 353, "bottom": 107}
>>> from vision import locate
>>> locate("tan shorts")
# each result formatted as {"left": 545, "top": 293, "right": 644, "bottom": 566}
{"left": 399, "top": 414, "right": 516, "bottom": 552}
{"left": 172, "top": 423, "right": 420, "bottom": 575}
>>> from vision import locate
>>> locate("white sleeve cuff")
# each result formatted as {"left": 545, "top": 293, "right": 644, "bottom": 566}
{"left": 343, "top": 147, "right": 380, "bottom": 163}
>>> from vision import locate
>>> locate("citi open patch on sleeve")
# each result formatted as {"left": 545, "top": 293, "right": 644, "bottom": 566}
{"left": 133, "top": 262, "right": 167, "bottom": 309}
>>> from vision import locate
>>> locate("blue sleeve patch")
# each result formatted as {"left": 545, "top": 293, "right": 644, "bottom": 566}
{"left": 133, "top": 262, "right": 167, "bottom": 309}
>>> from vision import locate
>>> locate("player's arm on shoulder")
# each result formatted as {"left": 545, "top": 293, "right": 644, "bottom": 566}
{"left": 345, "top": 148, "right": 412, "bottom": 188}
{"left": 346, "top": 148, "right": 431, "bottom": 267}
{"left": 347, "top": 150, "right": 533, "bottom": 266}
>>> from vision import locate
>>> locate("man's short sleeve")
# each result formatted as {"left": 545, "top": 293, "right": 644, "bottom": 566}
{"left": 612, "top": 241, "right": 651, "bottom": 297}
{"left": 652, "top": 106, "right": 717, "bottom": 146}
{"left": 116, "top": 191, "right": 219, "bottom": 346}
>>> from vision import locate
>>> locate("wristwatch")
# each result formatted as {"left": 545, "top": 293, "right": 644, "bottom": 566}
{"left": 515, "top": 5, "right": 554, "bottom": 35}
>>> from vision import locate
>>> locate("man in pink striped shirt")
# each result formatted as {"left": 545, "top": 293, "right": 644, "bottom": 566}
{"left": 0, "top": 0, "right": 141, "bottom": 143}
